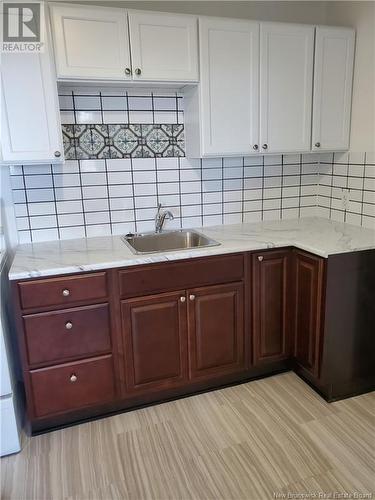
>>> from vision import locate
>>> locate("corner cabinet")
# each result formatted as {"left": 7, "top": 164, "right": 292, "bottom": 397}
{"left": 252, "top": 250, "right": 292, "bottom": 364}
{"left": 312, "top": 27, "right": 355, "bottom": 152}
{"left": 49, "top": 4, "right": 198, "bottom": 82}
{"left": 293, "top": 250, "right": 325, "bottom": 378}
{"left": 1, "top": 3, "right": 63, "bottom": 165}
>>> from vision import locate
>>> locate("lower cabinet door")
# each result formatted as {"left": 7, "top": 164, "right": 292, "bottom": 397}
{"left": 293, "top": 250, "right": 325, "bottom": 377}
{"left": 252, "top": 250, "right": 292, "bottom": 364}
{"left": 188, "top": 283, "right": 245, "bottom": 380}
{"left": 121, "top": 291, "right": 188, "bottom": 394}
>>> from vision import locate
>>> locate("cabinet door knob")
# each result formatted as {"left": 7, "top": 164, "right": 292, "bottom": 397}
{"left": 65, "top": 321, "right": 73, "bottom": 330}
{"left": 54, "top": 151, "right": 61, "bottom": 158}
{"left": 62, "top": 289, "right": 70, "bottom": 297}
{"left": 189, "top": 294, "right": 195, "bottom": 301}
{"left": 262, "top": 144, "right": 268, "bottom": 150}
{"left": 258, "top": 255, "right": 264, "bottom": 262}
{"left": 70, "top": 374, "right": 77, "bottom": 383}
{"left": 253, "top": 144, "right": 259, "bottom": 151}
{"left": 124, "top": 67, "right": 131, "bottom": 76}
{"left": 315, "top": 142, "right": 321, "bottom": 148}
{"left": 135, "top": 68, "right": 142, "bottom": 76}
{"left": 180, "top": 296, "right": 186, "bottom": 303}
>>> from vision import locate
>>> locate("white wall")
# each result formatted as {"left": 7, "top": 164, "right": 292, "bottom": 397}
{"left": 81, "top": 1, "right": 329, "bottom": 24}
{"left": 326, "top": 2, "right": 375, "bottom": 152}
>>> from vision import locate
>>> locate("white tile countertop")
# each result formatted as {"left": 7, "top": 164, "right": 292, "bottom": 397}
{"left": 8, "top": 217, "right": 375, "bottom": 280}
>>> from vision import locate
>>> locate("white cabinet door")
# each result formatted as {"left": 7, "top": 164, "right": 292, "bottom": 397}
{"left": 50, "top": 3, "right": 131, "bottom": 80}
{"left": 198, "top": 17, "right": 259, "bottom": 156}
{"left": 312, "top": 27, "right": 355, "bottom": 152}
{"left": 1, "top": 6, "right": 63, "bottom": 165}
{"left": 128, "top": 11, "right": 198, "bottom": 81}
{"left": 260, "top": 23, "right": 314, "bottom": 153}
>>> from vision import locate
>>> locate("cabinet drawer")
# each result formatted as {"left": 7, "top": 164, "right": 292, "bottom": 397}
{"left": 119, "top": 254, "right": 244, "bottom": 298}
{"left": 30, "top": 356, "right": 115, "bottom": 417}
{"left": 18, "top": 272, "right": 108, "bottom": 310}
{"left": 24, "top": 304, "right": 111, "bottom": 367}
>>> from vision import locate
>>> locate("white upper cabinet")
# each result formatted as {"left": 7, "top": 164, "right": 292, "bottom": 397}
{"left": 259, "top": 23, "right": 314, "bottom": 153}
{"left": 1, "top": 5, "right": 63, "bottom": 165}
{"left": 312, "top": 27, "right": 355, "bottom": 151}
{"left": 185, "top": 18, "right": 259, "bottom": 157}
{"left": 50, "top": 4, "right": 198, "bottom": 82}
{"left": 128, "top": 11, "right": 198, "bottom": 82}
{"left": 50, "top": 3, "right": 131, "bottom": 80}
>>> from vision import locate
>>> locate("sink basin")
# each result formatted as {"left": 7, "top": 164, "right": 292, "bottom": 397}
{"left": 122, "top": 230, "right": 220, "bottom": 254}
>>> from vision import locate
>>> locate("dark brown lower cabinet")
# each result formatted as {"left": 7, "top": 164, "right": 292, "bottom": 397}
{"left": 293, "top": 249, "right": 325, "bottom": 378}
{"left": 188, "top": 282, "right": 245, "bottom": 380}
{"left": 252, "top": 250, "right": 292, "bottom": 364}
{"left": 121, "top": 291, "right": 188, "bottom": 394}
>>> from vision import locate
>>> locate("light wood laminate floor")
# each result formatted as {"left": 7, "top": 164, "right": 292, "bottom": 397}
{"left": 1, "top": 372, "right": 374, "bottom": 500}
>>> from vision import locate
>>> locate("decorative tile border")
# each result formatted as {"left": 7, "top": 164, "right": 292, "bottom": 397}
{"left": 62, "top": 123, "right": 185, "bottom": 160}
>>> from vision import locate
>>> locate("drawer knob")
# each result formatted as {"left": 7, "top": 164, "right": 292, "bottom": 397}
{"left": 180, "top": 296, "right": 186, "bottom": 303}
{"left": 135, "top": 68, "right": 141, "bottom": 76}
{"left": 124, "top": 67, "right": 131, "bottom": 76}
{"left": 70, "top": 374, "right": 77, "bottom": 383}
{"left": 189, "top": 294, "right": 195, "bottom": 301}
{"left": 62, "top": 289, "right": 70, "bottom": 297}
{"left": 253, "top": 144, "right": 258, "bottom": 151}
{"left": 65, "top": 321, "right": 73, "bottom": 330}
{"left": 54, "top": 151, "right": 61, "bottom": 158}
{"left": 315, "top": 142, "right": 321, "bottom": 148}
{"left": 262, "top": 144, "right": 268, "bottom": 150}
{"left": 258, "top": 256, "right": 264, "bottom": 262}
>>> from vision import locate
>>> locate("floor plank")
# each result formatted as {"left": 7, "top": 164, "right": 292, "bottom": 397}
{"left": 1, "top": 372, "right": 374, "bottom": 500}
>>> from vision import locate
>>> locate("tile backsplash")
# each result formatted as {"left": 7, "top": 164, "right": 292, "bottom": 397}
{"left": 9, "top": 89, "right": 374, "bottom": 243}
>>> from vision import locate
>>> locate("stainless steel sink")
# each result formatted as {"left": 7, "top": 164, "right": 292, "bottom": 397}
{"left": 122, "top": 230, "right": 220, "bottom": 254}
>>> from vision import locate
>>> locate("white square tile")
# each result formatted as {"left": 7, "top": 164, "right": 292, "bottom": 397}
{"left": 243, "top": 156, "right": 263, "bottom": 166}
{"left": 154, "top": 111, "right": 177, "bottom": 124}
{"left": 281, "top": 208, "right": 299, "bottom": 219}
{"left": 112, "top": 222, "right": 136, "bottom": 235}
{"left": 264, "top": 177, "right": 281, "bottom": 189}
{"left": 59, "top": 226, "right": 86, "bottom": 240}
{"left": 202, "top": 168, "right": 222, "bottom": 181}
{"left": 58, "top": 213, "right": 85, "bottom": 227}
{"left": 263, "top": 198, "right": 281, "bottom": 210}
{"left": 86, "top": 224, "right": 111, "bottom": 237}
{"left": 81, "top": 172, "right": 107, "bottom": 186}
{"left": 84, "top": 199, "right": 109, "bottom": 212}
{"left": 27, "top": 189, "right": 55, "bottom": 202}
{"left": 264, "top": 187, "right": 281, "bottom": 199}
{"left": 181, "top": 216, "right": 201, "bottom": 229}
{"left": 224, "top": 179, "right": 242, "bottom": 191}
{"left": 180, "top": 169, "right": 201, "bottom": 182}
{"left": 75, "top": 111, "right": 102, "bottom": 124}
{"left": 157, "top": 170, "right": 179, "bottom": 183}
{"left": 244, "top": 178, "right": 262, "bottom": 190}
{"left": 157, "top": 157, "right": 179, "bottom": 170}
{"left": 133, "top": 184, "right": 156, "bottom": 196}
{"left": 133, "top": 170, "right": 156, "bottom": 183}
{"left": 224, "top": 201, "right": 242, "bottom": 213}
{"left": 282, "top": 186, "right": 300, "bottom": 198}
{"left": 181, "top": 181, "right": 201, "bottom": 194}
{"left": 111, "top": 210, "right": 135, "bottom": 223}
{"left": 223, "top": 157, "right": 242, "bottom": 168}
{"left": 243, "top": 188, "right": 262, "bottom": 201}
{"left": 135, "top": 208, "right": 156, "bottom": 220}
{"left": 282, "top": 197, "right": 299, "bottom": 209}
{"left": 264, "top": 165, "right": 282, "bottom": 177}
{"left": 53, "top": 173, "right": 81, "bottom": 187}
{"left": 16, "top": 217, "right": 30, "bottom": 231}
{"left": 28, "top": 202, "right": 56, "bottom": 216}
{"left": 53, "top": 160, "right": 80, "bottom": 174}
{"left": 158, "top": 183, "right": 179, "bottom": 195}
{"left": 80, "top": 160, "right": 106, "bottom": 172}
{"left": 74, "top": 95, "right": 101, "bottom": 110}
{"left": 30, "top": 215, "right": 57, "bottom": 230}
{"left": 107, "top": 159, "right": 132, "bottom": 171}
{"left": 110, "top": 197, "right": 134, "bottom": 211}
{"left": 159, "top": 194, "right": 180, "bottom": 207}
{"left": 85, "top": 212, "right": 110, "bottom": 225}
{"left": 224, "top": 166, "right": 242, "bottom": 179}
{"left": 18, "top": 231, "right": 32, "bottom": 243}
{"left": 129, "top": 111, "right": 153, "bottom": 123}
{"left": 244, "top": 166, "right": 262, "bottom": 178}
{"left": 153, "top": 96, "right": 177, "bottom": 111}
{"left": 203, "top": 192, "right": 222, "bottom": 204}
{"left": 56, "top": 200, "right": 83, "bottom": 214}
{"left": 108, "top": 171, "right": 132, "bottom": 184}
{"left": 181, "top": 205, "right": 201, "bottom": 217}
{"left": 203, "top": 203, "right": 221, "bottom": 216}
{"left": 263, "top": 209, "right": 280, "bottom": 221}
{"left": 134, "top": 196, "right": 157, "bottom": 209}
{"left": 82, "top": 185, "right": 108, "bottom": 199}
{"left": 103, "top": 110, "right": 128, "bottom": 124}
{"left": 14, "top": 204, "right": 28, "bottom": 217}
{"left": 25, "top": 174, "right": 52, "bottom": 189}
{"left": 202, "top": 215, "right": 222, "bottom": 227}
{"left": 60, "top": 111, "right": 75, "bottom": 124}
{"left": 182, "top": 193, "right": 201, "bottom": 205}
{"left": 244, "top": 200, "right": 262, "bottom": 212}
{"left": 136, "top": 220, "right": 155, "bottom": 233}
{"left": 31, "top": 228, "right": 59, "bottom": 242}
{"left": 224, "top": 190, "right": 242, "bottom": 203}
{"left": 54, "top": 187, "right": 82, "bottom": 201}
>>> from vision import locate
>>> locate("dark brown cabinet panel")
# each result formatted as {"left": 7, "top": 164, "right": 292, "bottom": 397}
{"left": 121, "top": 291, "right": 188, "bottom": 394}
{"left": 30, "top": 355, "right": 116, "bottom": 418}
{"left": 188, "top": 283, "right": 245, "bottom": 380}
{"left": 18, "top": 272, "right": 108, "bottom": 310}
{"left": 23, "top": 304, "right": 111, "bottom": 367}
{"left": 119, "top": 254, "right": 244, "bottom": 298}
{"left": 293, "top": 250, "right": 325, "bottom": 378}
{"left": 252, "top": 250, "right": 292, "bottom": 364}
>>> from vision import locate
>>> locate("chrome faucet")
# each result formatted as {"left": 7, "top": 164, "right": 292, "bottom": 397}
{"left": 155, "top": 203, "right": 174, "bottom": 233}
